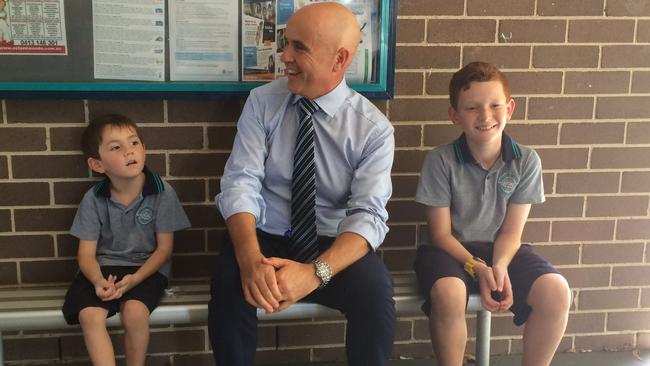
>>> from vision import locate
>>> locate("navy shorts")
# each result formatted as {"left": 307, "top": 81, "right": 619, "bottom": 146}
{"left": 413, "top": 242, "right": 560, "bottom": 326}
{"left": 62, "top": 266, "right": 168, "bottom": 325}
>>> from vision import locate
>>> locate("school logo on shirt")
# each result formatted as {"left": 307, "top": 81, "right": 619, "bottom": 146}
{"left": 136, "top": 206, "right": 154, "bottom": 225}
{"left": 497, "top": 172, "right": 519, "bottom": 198}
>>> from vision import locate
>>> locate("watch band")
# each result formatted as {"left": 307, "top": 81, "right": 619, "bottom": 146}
{"left": 312, "top": 258, "right": 332, "bottom": 288}
{"left": 463, "top": 256, "right": 486, "bottom": 280}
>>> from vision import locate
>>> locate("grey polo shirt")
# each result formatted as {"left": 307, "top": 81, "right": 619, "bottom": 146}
{"left": 416, "top": 133, "right": 544, "bottom": 244}
{"left": 70, "top": 167, "right": 191, "bottom": 278}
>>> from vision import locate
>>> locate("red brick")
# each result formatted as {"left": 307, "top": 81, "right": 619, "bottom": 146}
{"left": 491, "top": 315, "right": 523, "bottom": 337}
{"left": 552, "top": 220, "right": 615, "bottom": 241}
{"left": 53, "top": 180, "right": 96, "bottom": 205}
{"left": 499, "top": 20, "right": 566, "bottom": 43}
{"left": 21, "top": 259, "right": 77, "bottom": 283}
{"left": 428, "top": 19, "right": 496, "bottom": 43}
{"left": 57, "top": 234, "right": 78, "bottom": 257}
{"left": 0, "top": 127, "right": 46, "bottom": 151}
{"left": 463, "top": 46, "right": 531, "bottom": 69}
{"left": 560, "top": 122, "right": 625, "bottom": 145}
{"left": 568, "top": 20, "right": 635, "bottom": 43}
{"left": 631, "top": 71, "right": 650, "bottom": 93}
{"left": 467, "top": 0, "right": 535, "bottom": 15}
{"left": 0, "top": 182, "right": 50, "bottom": 206}
{"left": 15, "top": 208, "right": 77, "bottom": 232}
{"left": 4, "top": 337, "right": 60, "bottom": 361}
{"left": 168, "top": 99, "right": 243, "bottom": 123}
{"left": 522, "top": 221, "right": 550, "bottom": 243}
{"left": 6, "top": 100, "right": 85, "bottom": 123}
{"left": 167, "top": 179, "right": 206, "bottom": 203}
{"left": 383, "top": 224, "right": 417, "bottom": 248}
{"left": 642, "top": 289, "right": 650, "bottom": 308}
{"left": 398, "top": 0, "right": 464, "bottom": 16}
{"left": 12, "top": 154, "right": 87, "bottom": 179}
{"left": 277, "top": 323, "right": 345, "bottom": 347}
{"left": 393, "top": 150, "right": 427, "bottom": 174}
{"left": 532, "top": 244, "right": 579, "bottom": 265}
{"left": 0, "top": 235, "right": 54, "bottom": 258}
{"left": 172, "top": 229, "right": 206, "bottom": 253}
{"left": 172, "top": 254, "right": 217, "bottom": 278}
{"left": 582, "top": 243, "right": 645, "bottom": 264}
{"left": 395, "top": 125, "right": 422, "bottom": 147}
{"left": 533, "top": 46, "right": 599, "bottom": 68}
{"left": 556, "top": 172, "right": 619, "bottom": 194}
{"left": 207, "top": 126, "right": 236, "bottom": 150}
{"left": 538, "top": 0, "right": 604, "bottom": 16}
{"left": 607, "top": 311, "right": 650, "bottom": 331}
{"left": 425, "top": 72, "right": 454, "bottom": 96}
{"left": 579, "top": 289, "right": 639, "bottom": 310}
{"left": 147, "top": 330, "right": 206, "bottom": 353}
{"left": 627, "top": 122, "right": 650, "bottom": 144}
{"left": 505, "top": 123, "right": 558, "bottom": 145}
{"left": 528, "top": 97, "right": 594, "bottom": 120}
{"left": 88, "top": 100, "right": 164, "bottom": 123}
{"left": 397, "top": 19, "right": 425, "bottom": 44}
{"left": 390, "top": 98, "right": 448, "bottom": 121}
{"left": 50, "top": 127, "right": 85, "bottom": 151}
{"left": 592, "top": 147, "right": 650, "bottom": 169}
{"left": 597, "top": 96, "right": 650, "bottom": 119}
{"left": 586, "top": 196, "right": 648, "bottom": 217}
{"left": 530, "top": 197, "right": 584, "bottom": 218}
{"left": 605, "top": 0, "right": 650, "bottom": 16}
{"left": 0, "top": 156, "right": 7, "bottom": 179}
{"left": 565, "top": 312, "right": 606, "bottom": 334}
{"left": 169, "top": 153, "right": 229, "bottom": 177}
{"left": 140, "top": 127, "right": 204, "bottom": 150}
{"left": 639, "top": 20, "right": 650, "bottom": 42}
{"left": 536, "top": 148, "right": 589, "bottom": 169}
{"left": 543, "top": 172, "right": 554, "bottom": 195}
{"left": 617, "top": 219, "right": 650, "bottom": 240}
{"left": 622, "top": 171, "right": 650, "bottom": 193}
{"left": 0, "top": 262, "right": 18, "bottom": 285}
{"left": 423, "top": 124, "right": 461, "bottom": 147}
{"left": 0, "top": 209, "right": 11, "bottom": 232}
{"left": 183, "top": 204, "right": 223, "bottom": 228}
{"left": 383, "top": 247, "right": 417, "bottom": 272}
{"left": 575, "top": 334, "right": 635, "bottom": 352}
{"left": 387, "top": 200, "right": 425, "bottom": 223}
{"left": 507, "top": 72, "right": 563, "bottom": 95}
{"left": 397, "top": 46, "right": 460, "bottom": 69}
{"left": 602, "top": 45, "right": 650, "bottom": 68}
{"left": 564, "top": 71, "right": 630, "bottom": 94}
{"left": 395, "top": 72, "right": 424, "bottom": 96}
{"left": 391, "top": 175, "right": 419, "bottom": 198}
{"left": 612, "top": 265, "right": 650, "bottom": 286}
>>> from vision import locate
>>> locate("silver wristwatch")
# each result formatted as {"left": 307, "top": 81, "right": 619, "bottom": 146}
{"left": 312, "top": 258, "right": 332, "bottom": 288}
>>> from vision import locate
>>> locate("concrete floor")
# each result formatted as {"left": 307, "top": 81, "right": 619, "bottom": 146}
{"left": 274, "top": 350, "right": 650, "bottom": 366}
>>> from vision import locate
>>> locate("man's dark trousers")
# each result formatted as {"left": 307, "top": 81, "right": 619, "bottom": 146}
{"left": 208, "top": 231, "right": 396, "bottom": 366}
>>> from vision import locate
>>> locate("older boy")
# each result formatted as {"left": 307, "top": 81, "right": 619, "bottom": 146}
{"left": 414, "top": 62, "right": 571, "bottom": 366}
{"left": 62, "top": 114, "right": 190, "bottom": 366}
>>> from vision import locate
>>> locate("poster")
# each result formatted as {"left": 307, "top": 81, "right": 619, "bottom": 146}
{"left": 0, "top": 0, "right": 68, "bottom": 55}
{"left": 241, "top": 0, "right": 375, "bottom": 83}
{"left": 169, "top": 0, "right": 238, "bottom": 81}
{"left": 92, "top": 0, "right": 165, "bottom": 82}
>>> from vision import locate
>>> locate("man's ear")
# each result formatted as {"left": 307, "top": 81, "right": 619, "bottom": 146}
{"left": 87, "top": 157, "right": 105, "bottom": 174}
{"left": 332, "top": 47, "right": 351, "bottom": 72}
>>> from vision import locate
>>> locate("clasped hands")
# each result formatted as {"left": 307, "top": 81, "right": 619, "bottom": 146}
{"left": 93, "top": 274, "right": 137, "bottom": 302}
{"left": 240, "top": 255, "right": 320, "bottom": 314}
{"left": 473, "top": 263, "right": 513, "bottom": 313}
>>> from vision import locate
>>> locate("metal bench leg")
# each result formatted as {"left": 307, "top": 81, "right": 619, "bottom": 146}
{"left": 475, "top": 310, "right": 491, "bottom": 366}
{"left": 1, "top": 330, "right": 4, "bottom": 365}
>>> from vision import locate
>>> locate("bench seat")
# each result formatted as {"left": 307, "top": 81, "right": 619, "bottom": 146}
{"left": 0, "top": 274, "right": 491, "bottom": 365}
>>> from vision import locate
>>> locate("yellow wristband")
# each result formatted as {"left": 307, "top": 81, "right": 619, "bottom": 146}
{"left": 463, "top": 257, "right": 486, "bottom": 280}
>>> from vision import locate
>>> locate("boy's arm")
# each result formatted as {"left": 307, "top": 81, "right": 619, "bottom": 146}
{"left": 113, "top": 232, "right": 174, "bottom": 297}
{"left": 490, "top": 202, "right": 532, "bottom": 311}
{"left": 78, "top": 240, "right": 116, "bottom": 301}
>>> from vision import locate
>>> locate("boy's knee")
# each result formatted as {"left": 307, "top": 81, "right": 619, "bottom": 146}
{"left": 121, "top": 300, "right": 150, "bottom": 325}
{"left": 529, "top": 274, "right": 571, "bottom": 314}
{"left": 78, "top": 307, "right": 108, "bottom": 328}
{"left": 429, "top": 277, "right": 466, "bottom": 316}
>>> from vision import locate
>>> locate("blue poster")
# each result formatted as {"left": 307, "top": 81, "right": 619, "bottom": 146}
{"left": 277, "top": 0, "right": 293, "bottom": 25}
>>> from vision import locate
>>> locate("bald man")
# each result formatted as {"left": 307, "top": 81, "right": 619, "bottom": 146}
{"left": 209, "top": 3, "right": 396, "bottom": 365}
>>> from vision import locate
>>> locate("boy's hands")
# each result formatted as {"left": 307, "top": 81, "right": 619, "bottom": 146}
{"left": 474, "top": 263, "right": 513, "bottom": 313}
{"left": 114, "top": 274, "right": 138, "bottom": 298}
{"left": 94, "top": 274, "right": 117, "bottom": 301}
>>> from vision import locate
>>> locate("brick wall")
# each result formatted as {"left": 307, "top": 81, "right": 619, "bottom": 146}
{"left": 2, "top": 0, "right": 650, "bottom": 364}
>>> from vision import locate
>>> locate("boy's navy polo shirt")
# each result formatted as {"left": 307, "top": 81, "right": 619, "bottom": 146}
{"left": 70, "top": 167, "right": 190, "bottom": 277}
{"left": 415, "top": 133, "right": 545, "bottom": 244}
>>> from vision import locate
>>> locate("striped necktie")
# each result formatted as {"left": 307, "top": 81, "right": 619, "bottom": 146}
{"left": 289, "top": 98, "right": 319, "bottom": 262}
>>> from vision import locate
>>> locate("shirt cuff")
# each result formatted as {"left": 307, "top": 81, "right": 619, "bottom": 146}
{"left": 215, "top": 190, "right": 267, "bottom": 226}
{"left": 337, "top": 210, "right": 388, "bottom": 251}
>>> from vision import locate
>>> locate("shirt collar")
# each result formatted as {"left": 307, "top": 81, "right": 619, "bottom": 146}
{"left": 291, "top": 78, "right": 348, "bottom": 118}
{"left": 93, "top": 166, "right": 164, "bottom": 198}
{"left": 453, "top": 132, "right": 522, "bottom": 164}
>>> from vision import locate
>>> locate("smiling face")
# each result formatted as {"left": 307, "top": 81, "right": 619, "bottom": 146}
{"left": 449, "top": 80, "right": 515, "bottom": 147}
{"left": 88, "top": 125, "right": 146, "bottom": 181}
{"left": 279, "top": 3, "right": 359, "bottom": 99}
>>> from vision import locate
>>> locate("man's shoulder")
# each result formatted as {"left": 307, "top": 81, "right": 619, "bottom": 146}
{"left": 250, "top": 77, "right": 291, "bottom": 98}
{"left": 344, "top": 89, "right": 392, "bottom": 130}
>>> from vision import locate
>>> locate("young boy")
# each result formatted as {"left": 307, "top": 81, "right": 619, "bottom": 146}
{"left": 414, "top": 62, "right": 571, "bottom": 366}
{"left": 62, "top": 114, "right": 190, "bottom": 366}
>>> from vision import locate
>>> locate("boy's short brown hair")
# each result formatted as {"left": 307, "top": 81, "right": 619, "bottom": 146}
{"left": 449, "top": 61, "right": 511, "bottom": 110}
{"left": 81, "top": 114, "right": 141, "bottom": 159}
